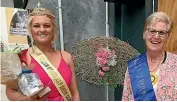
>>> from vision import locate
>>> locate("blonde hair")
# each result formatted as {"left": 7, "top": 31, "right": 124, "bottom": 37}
{"left": 144, "top": 12, "right": 173, "bottom": 33}
{"left": 27, "top": 8, "right": 57, "bottom": 45}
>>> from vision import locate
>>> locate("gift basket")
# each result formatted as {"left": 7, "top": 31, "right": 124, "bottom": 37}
{"left": 0, "top": 43, "right": 50, "bottom": 98}
{"left": 1, "top": 51, "right": 22, "bottom": 89}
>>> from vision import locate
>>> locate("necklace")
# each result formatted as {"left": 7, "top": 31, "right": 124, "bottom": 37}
{"left": 148, "top": 52, "right": 164, "bottom": 72}
{"left": 149, "top": 61, "right": 161, "bottom": 72}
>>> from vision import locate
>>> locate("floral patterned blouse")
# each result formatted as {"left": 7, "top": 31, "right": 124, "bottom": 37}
{"left": 122, "top": 52, "right": 177, "bottom": 101}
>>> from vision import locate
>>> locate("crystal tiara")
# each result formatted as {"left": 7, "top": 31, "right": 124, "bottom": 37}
{"left": 29, "top": 7, "right": 55, "bottom": 19}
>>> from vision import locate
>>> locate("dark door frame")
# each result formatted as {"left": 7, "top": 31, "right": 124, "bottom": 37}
{"left": 13, "top": 0, "right": 28, "bottom": 9}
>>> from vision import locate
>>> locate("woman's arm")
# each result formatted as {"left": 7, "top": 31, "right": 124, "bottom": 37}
{"left": 6, "top": 86, "right": 48, "bottom": 101}
{"left": 64, "top": 51, "right": 80, "bottom": 101}
{"left": 6, "top": 86, "right": 30, "bottom": 101}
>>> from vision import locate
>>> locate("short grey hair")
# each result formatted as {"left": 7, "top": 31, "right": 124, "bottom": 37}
{"left": 144, "top": 12, "right": 173, "bottom": 33}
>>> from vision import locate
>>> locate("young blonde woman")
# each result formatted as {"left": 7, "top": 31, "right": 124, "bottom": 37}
{"left": 6, "top": 7, "right": 80, "bottom": 101}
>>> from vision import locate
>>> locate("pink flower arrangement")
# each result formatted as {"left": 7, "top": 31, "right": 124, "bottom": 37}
{"left": 98, "top": 70, "right": 105, "bottom": 77}
{"left": 96, "top": 46, "right": 117, "bottom": 77}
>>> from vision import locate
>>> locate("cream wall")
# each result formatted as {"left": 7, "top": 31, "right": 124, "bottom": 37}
{"left": 0, "top": 6, "right": 28, "bottom": 101}
{"left": 0, "top": 85, "right": 8, "bottom": 101}
{"left": 1, "top": 0, "right": 13, "bottom": 100}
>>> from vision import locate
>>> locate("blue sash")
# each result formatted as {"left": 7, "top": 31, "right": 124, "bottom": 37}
{"left": 128, "top": 53, "right": 157, "bottom": 101}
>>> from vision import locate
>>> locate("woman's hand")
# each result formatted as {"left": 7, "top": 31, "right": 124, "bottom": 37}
{"left": 6, "top": 86, "right": 49, "bottom": 101}
{"left": 27, "top": 94, "right": 48, "bottom": 101}
{"left": 17, "top": 93, "right": 48, "bottom": 101}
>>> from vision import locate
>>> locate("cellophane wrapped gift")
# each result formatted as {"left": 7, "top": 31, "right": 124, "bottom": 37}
{"left": 1, "top": 52, "right": 50, "bottom": 97}
{"left": 0, "top": 52, "right": 22, "bottom": 89}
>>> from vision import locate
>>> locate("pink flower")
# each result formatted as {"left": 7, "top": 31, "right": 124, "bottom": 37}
{"left": 96, "top": 48, "right": 110, "bottom": 59}
{"left": 96, "top": 51, "right": 105, "bottom": 58}
{"left": 98, "top": 70, "right": 105, "bottom": 77}
{"left": 102, "top": 52, "right": 109, "bottom": 58}
{"left": 98, "top": 58, "right": 108, "bottom": 66}
{"left": 95, "top": 52, "right": 102, "bottom": 58}
{"left": 102, "top": 66, "right": 109, "bottom": 71}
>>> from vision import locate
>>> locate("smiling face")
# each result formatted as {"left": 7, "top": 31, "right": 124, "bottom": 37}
{"left": 143, "top": 21, "right": 169, "bottom": 52}
{"left": 30, "top": 16, "right": 54, "bottom": 45}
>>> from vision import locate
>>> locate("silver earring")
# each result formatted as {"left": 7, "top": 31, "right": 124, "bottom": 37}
{"left": 51, "top": 40, "right": 56, "bottom": 50}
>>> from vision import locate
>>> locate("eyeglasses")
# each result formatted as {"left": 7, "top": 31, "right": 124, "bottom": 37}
{"left": 146, "top": 28, "right": 168, "bottom": 38}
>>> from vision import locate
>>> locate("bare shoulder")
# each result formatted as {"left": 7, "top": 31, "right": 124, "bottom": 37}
{"left": 60, "top": 50, "right": 73, "bottom": 65}
{"left": 60, "top": 50, "right": 73, "bottom": 58}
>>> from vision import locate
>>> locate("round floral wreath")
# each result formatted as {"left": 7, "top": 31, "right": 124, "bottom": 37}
{"left": 72, "top": 36, "right": 139, "bottom": 88}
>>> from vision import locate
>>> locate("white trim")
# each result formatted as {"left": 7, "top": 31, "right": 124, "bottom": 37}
{"left": 58, "top": 0, "right": 64, "bottom": 50}
{"left": 106, "top": 2, "right": 109, "bottom": 37}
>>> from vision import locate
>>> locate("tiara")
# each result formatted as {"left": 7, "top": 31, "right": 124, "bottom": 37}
{"left": 29, "top": 8, "right": 55, "bottom": 19}
{"left": 29, "top": 1, "right": 55, "bottom": 19}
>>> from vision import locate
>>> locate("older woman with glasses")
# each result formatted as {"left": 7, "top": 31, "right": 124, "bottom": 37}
{"left": 122, "top": 12, "right": 177, "bottom": 101}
